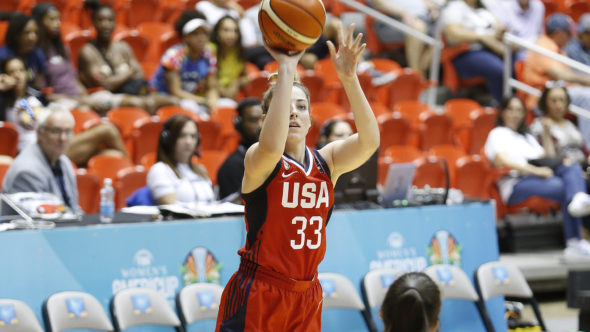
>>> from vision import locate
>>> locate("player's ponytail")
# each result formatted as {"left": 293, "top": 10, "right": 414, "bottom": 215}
{"left": 381, "top": 272, "right": 441, "bottom": 332}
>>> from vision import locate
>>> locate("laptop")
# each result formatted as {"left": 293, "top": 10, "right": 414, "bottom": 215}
{"left": 380, "top": 162, "right": 417, "bottom": 207}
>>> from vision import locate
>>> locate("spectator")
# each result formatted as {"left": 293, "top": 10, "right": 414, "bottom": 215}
{"left": 381, "top": 272, "right": 441, "bottom": 332}
{"left": 147, "top": 114, "right": 215, "bottom": 205}
{"left": 487, "top": 0, "right": 545, "bottom": 60}
{"left": 529, "top": 83, "right": 588, "bottom": 168}
{"left": 209, "top": 15, "right": 249, "bottom": 102}
{"left": 77, "top": 1, "right": 177, "bottom": 114}
{"left": 0, "top": 56, "right": 127, "bottom": 165}
{"left": 150, "top": 12, "right": 219, "bottom": 117}
{"left": 316, "top": 119, "right": 353, "bottom": 149}
{"left": 440, "top": 0, "right": 505, "bottom": 104}
{"left": 371, "top": 0, "right": 444, "bottom": 75}
{"left": 523, "top": 13, "right": 590, "bottom": 146}
{"left": 0, "top": 13, "right": 45, "bottom": 90}
{"left": 564, "top": 13, "right": 590, "bottom": 67}
{"left": 484, "top": 95, "right": 590, "bottom": 258}
{"left": 300, "top": 17, "right": 343, "bottom": 70}
{"left": 1, "top": 108, "right": 82, "bottom": 215}
{"left": 195, "top": 0, "right": 259, "bottom": 48}
{"left": 217, "top": 97, "right": 262, "bottom": 201}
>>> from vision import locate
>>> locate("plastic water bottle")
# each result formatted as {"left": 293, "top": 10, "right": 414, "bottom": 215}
{"left": 99, "top": 178, "right": 115, "bottom": 223}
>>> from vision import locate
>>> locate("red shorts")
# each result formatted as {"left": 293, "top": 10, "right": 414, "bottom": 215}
{"left": 215, "top": 259, "right": 323, "bottom": 332}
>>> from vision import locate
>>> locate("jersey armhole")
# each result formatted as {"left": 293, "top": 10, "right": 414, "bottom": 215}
{"left": 241, "top": 161, "right": 282, "bottom": 199}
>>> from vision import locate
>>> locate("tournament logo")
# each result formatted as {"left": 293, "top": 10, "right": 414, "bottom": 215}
{"left": 0, "top": 304, "right": 17, "bottom": 325}
{"left": 427, "top": 230, "right": 462, "bottom": 266}
{"left": 180, "top": 247, "right": 222, "bottom": 285}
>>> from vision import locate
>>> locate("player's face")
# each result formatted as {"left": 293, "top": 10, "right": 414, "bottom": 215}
{"left": 288, "top": 86, "right": 311, "bottom": 140}
{"left": 174, "top": 121, "right": 199, "bottom": 163}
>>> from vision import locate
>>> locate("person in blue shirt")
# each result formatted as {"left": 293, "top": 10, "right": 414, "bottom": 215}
{"left": 564, "top": 13, "right": 590, "bottom": 67}
{"left": 0, "top": 13, "right": 46, "bottom": 90}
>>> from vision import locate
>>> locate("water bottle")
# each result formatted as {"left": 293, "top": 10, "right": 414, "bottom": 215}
{"left": 99, "top": 178, "right": 115, "bottom": 223}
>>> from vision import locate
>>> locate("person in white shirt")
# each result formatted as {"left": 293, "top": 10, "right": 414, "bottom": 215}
{"left": 484, "top": 95, "right": 590, "bottom": 258}
{"left": 147, "top": 114, "right": 215, "bottom": 205}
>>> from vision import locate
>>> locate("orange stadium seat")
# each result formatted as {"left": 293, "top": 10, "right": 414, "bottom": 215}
{"left": 444, "top": 98, "right": 482, "bottom": 129}
{"left": 369, "top": 101, "right": 391, "bottom": 118}
{"left": 115, "top": 166, "right": 147, "bottom": 209}
{"left": 0, "top": 0, "right": 35, "bottom": 12}
{"left": 567, "top": 0, "right": 590, "bottom": 21}
{"left": 87, "top": 155, "right": 134, "bottom": 183}
{"left": 310, "top": 102, "right": 348, "bottom": 127}
{"left": 364, "top": 16, "right": 405, "bottom": 56}
{"left": 301, "top": 72, "right": 326, "bottom": 103}
{"left": 466, "top": 108, "right": 497, "bottom": 155}
{"left": 242, "top": 73, "right": 271, "bottom": 100}
{"left": 156, "top": 105, "right": 199, "bottom": 122}
{"left": 140, "top": 152, "right": 157, "bottom": 170}
{"left": 210, "top": 106, "right": 240, "bottom": 154}
{"left": 106, "top": 106, "right": 151, "bottom": 139}
{"left": 113, "top": 31, "right": 150, "bottom": 63}
{"left": 392, "top": 100, "right": 432, "bottom": 128}
{"left": 76, "top": 169, "right": 101, "bottom": 214}
{"left": 441, "top": 42, "right": 486, "bottom": 95}
{"left": 137, "top": 21, "right": 176, "bottom": 63}
{"left": 418, "top": 111, "right": 454, "bottom": 151}
{"left": 130, "top": 118, "right": 163, "bottom": 165}
{"left": 118, "top": 0, "right": 163, "bottom": 27}
{"left": 378, "top": 113, "right": 416, "bottom": 153}
{"left": 380, "top": 68, "right": 432, "bottom": 109}
{"left": 378, "top": 146, "right": 423, "bottom": 186}
{"left": 0, "top": 122, "right": 18, "bottom": 158}
{"left": 0, "top": 161, "right": 11, "bottom": 189}
{"left": 427, "top": 144, "right": 467, "bottom": 186}
{"left": 413, "top": 156, "right": 447, "bottom": 188}
{"left": 71, "top": 109, "right": 102, "bottom": 134}
{"left": 64, "top": 30, "right": 93, "bottom": 69}
{"left": 196, "top": 120, "right": 222, "bottom": 151}
{"left": 196, "top": 150, "right": 229, "bottom": 186}
{"left": 454, "top": 155, "right": 489, "bottom": 199}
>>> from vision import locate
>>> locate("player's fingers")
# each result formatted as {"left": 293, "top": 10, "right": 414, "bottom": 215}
{"left": 327, "top": 40, "right": 336, "bottom": 59}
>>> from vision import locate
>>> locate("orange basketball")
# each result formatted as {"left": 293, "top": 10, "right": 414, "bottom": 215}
{"left": 258, "top": 0, "right": 326, "bottom": 53}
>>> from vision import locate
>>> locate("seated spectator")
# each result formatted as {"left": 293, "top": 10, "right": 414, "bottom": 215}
{"left": 77, "top": 1, "right": 177, "bottom": 114}
{"left": 440, "top": 0, "right": 505, "bottom": 104}
{"left": 217, "top": 97, "right": 262, "bottom": 201}
{"left": 487, "top": 0, "right": 545, "bottom": 60}
{"left": 1, "top": 108, "right": 82, "bottom": 215}
{"left": 147, "top": 114, "right": 215, "bottom": 205}
{"left": 564, "top": 13, "right": 590, "bottom": 67}
{"left": 0, "top": 56, "right": 127, "bottom": 165}
{"left": 381, "top": 272, "right": 441, "bottom": 332}
{"left": 523, "top": 13, "right": 590, "bottom": 146}
{"left": 316, "top": 119, "right": 353, "bottom": 149}
{"left": 0, "top": 13, "right": 46, "bottom": 90}
{"left": 210, "top": 15, "right": 249, "bottom": 102}
{"left": 371, "top": 0, "right": 444, "bottom": 75}
{"left": 196, "top": 0, "right": 259, "bottom": 48}
{"left": 484, "top": 95, "right": 590, "bottom": 258}
{"left": 300, "top": 17, "right": 343, "bottom": 71}
{"left": 150, "top": 11, "right": 219, "bottom": 117}
{"left": 529, "top": 83, "right": 588, "bottom": 168}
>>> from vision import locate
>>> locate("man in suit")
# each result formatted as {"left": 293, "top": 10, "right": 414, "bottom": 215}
{"left": 2, "top": 109, "right": 82, "bottom": 215}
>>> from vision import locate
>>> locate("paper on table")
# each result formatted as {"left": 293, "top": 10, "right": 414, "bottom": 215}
{"left": 159, "top": 201, "right": 244, "bottom": 218}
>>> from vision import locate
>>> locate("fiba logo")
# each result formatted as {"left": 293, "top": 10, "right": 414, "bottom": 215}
{"left": 134, "top": 249, "right": 154, "bottom": 267}
{"left": 387, "top": 232, "right": 404, "bottom": 249}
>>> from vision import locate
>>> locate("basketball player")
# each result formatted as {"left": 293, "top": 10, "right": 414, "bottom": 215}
{"left": 215, "top": 23, "right": 379, "bottom": 331}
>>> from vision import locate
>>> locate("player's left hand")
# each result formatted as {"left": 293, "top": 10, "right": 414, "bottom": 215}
{"left": 327, "top": 23, "right": 366, "bottom": 80}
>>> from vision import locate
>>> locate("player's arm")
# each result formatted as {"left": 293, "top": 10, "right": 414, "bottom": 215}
{"left": 242, "top": 46, "right": 303, "bottom": 193}
{"left": 320, "top": 24, "right": 379, "bottom": 181}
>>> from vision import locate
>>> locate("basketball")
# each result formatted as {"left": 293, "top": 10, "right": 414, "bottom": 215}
{"left": 258, "top": 0, "right": 326, "bottom": 53}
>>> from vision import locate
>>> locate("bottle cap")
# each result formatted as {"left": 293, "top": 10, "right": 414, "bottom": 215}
{"left": 104, "top": 178, "right": 112, "bottom": 185}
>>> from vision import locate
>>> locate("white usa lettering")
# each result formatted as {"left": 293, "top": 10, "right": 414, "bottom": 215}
{"left": 281, "top": 182, "right": 329, "bottom": 208}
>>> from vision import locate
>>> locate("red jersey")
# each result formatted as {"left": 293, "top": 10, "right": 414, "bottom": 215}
{"left": 239, "top": 147, "right": 334, "bottom": 280}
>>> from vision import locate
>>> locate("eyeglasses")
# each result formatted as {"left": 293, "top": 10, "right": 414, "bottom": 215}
{"left": 41, "top": 126, "right": 74, "bottom": 138}
{"left": 545, "top": 80, "right": 566, "bottom": 89}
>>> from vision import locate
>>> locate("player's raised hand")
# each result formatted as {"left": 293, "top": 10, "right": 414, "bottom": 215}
{"left": 327, "top": 23, "right": 366, "bottom": 80}
{"left": 263, "top": 39, "right": 304, "bottom": 71}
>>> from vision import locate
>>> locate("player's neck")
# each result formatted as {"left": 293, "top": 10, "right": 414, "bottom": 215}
{"left": 285, "top": 142, "right": 306, "bottom": 165}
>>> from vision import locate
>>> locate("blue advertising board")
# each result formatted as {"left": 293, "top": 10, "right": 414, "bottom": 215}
{"left": 0, "top": 203, "right": 505, "bottom": 332}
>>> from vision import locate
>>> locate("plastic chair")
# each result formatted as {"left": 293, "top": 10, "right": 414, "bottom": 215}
{"left": 140, "top": 152, "right": 157, "bottom": 170}
{"left": 76, "top": 169, "right": 101, "bottom": 214}
{"left": 318, "top": 272, "right": 373, "bottom": 331}
{"left": 441, "top": 42, "right": 487, "bottom": 95}
{"left": 43, "top": 291, "right": 114, "bottom": 332}
{"left": 376, "top": 68, "right": 431, "bottom": 109}
{"left": 301, "top": 72, "right": 326, "bottom": 103}
{"left": 378, "top": 113, "right": 416, "bottom": 154}
{"left": 87, "top": 155, "right": 135, "bottom": 184}
{"left": 0, "top": 21, "right": 7, "bottom": 47}
{"left": 64, "top": 30, "right": 93, "bottom": 69}
{"left": 567, "top": 0, "right": 590, "bottom": 21}
{"left": 458, "top": 107, "right": 497, "bottom": 155}
{"left": 455, "top": 155, "right": 489, "bottom": 199}
{"left": 71, "top": 109, "right": 102, "bottom": 134}
{"left": 118, "top": 0, "right": 163, "bottom": 27}
{"left": 196, "top": 120, "right": 222, "bottom": 151}
{"left": 413, "top": 156, "right": 447, "bottom": 188}
{"left": 427, "top": 144, "right": 466, "bottom": 186}
{"left": 475, "top": 261, "right": 547, "bottom": 332}
{"left": 130, "top": 118, "right": 163, "bottom": 165}
{"left": 156, "top": 105, "right": 199, "bottom": 122}
{"left": 115, "top": 166, "right": 147, "bottom": 210}
{"left": 196, "top": 150, "right": 228, "bottom": 186}
{"left": 106, "top": 107, "right": 151, "bottom": 139}
{"left": 0, "top": 162, "right": 11, "bottom": 189}
{"left": 424, "top": 264, "right": 493, "bottom": 332}
{"left": 241, "top": 73, "right": 270, "bottom": 99}
{"left": 360, "top": 268, "right": 403, "bottom": 332}
{"left": 137, "top": 21, "right": 176, "bottom": 63}
{"left": 311, "top": 102, "right": 348, "bottom": 128}
{"left": 210, "top": 106, "right": 240, "bottom": 154}
{"left": 113, "top": 31, "right": 150, "bottom": 63}
{"left": 364, "top": 16, "right": 405, "bottom": 56}
{"left": 0, "top": 298, "right": 44, "bottom": 332}
{"left": 0, "top": 122, "right": 18, "bottom": 157}
{"left": 176, "top": 283, "right": 223, "bottom": 327}
{"left": 444, "top": 98, "right": 482, "bottom": 129}
{"left": 392, "top": 100, "right": 432, "bottom": 128}
{"left": 419, "top": 111, "right": 454, "bottom": 151}
{"left": 110, "top": 288, "right": 182, "bottom": 331}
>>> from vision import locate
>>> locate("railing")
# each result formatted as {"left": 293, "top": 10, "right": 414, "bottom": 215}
{"left": 503, "top": 33, "right": 590, "bottom": 119}
{"left": 338, "top": 0, "right": 443, "bottom": 107}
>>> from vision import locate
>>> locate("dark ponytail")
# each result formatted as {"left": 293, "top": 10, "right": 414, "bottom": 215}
{"left": 381, "top": 272, "right": 441, "bottom": 332}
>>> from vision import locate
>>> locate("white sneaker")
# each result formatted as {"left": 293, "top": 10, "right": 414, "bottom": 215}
{"left": 563, "top": 239, "right": 590, "bottom": 260}
{"left": 567, "top": 193, "right": 590, "bottom": 217}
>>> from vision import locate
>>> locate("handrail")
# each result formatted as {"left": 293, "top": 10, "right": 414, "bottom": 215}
{"left": 503, "top": 33, "right": 590, "bottom": 119}
{"left": 338, "top": 0, "right": 442, "bottom": 107}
